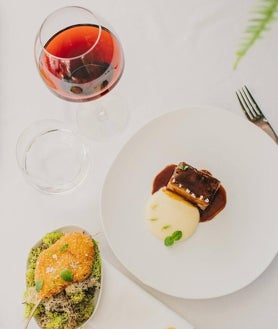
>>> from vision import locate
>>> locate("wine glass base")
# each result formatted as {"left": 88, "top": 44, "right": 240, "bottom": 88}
{"left": 76, "top": 93, "right": 129, "bottom": 142}
{"left": 16, "top": 120, "right": 90, "bottom": 194}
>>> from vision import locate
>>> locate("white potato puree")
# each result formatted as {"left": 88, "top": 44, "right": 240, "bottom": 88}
{"left": 145, "top": 188, "right": 200, "bottom": 242}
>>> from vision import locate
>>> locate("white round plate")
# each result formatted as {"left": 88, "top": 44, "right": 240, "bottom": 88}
{"left": 101, "top": 107, "right": 278, "bottom": 299}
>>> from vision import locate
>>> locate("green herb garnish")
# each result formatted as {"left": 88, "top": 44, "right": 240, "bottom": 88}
{"left": 59, "top": 243, "right": 69, "bottom": 252}
{"left": 148, "top": 218, "right": 158, "bottom": 221}
{"left": 164, "top": 230, "right": 183, "bottom": 247}
{"left": 60, "top": 269, "right": 73, "bottom": 282}
{"left": 164, "top": 236, "right": 174, "bottom": 246}
{"left": 172, "top": 230, "right": 182, "bottom": 241}
{"left": 178, "top": 163, "right": 188, "bottom": 171}
{"left": 35, "top": 280, "right": 44, "bottom": 292}
{"left": 162, "top": 225, "right": 171, "bottom": 230}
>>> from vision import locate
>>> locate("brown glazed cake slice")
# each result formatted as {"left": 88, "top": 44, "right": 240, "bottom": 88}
{"left": 166, "top": 162, "right": 221, "bottom": 210}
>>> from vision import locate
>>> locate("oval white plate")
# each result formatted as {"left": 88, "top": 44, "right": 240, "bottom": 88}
{"left": 26, "top": 225, "right": 102, "bottom": 328}
{"left": 101, "top": 107, "right": 278, "bottom": 299}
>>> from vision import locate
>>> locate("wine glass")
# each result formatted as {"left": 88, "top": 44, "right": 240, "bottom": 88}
{"left": 34, "top": 6, "right": 128, "bottom": 140}
{"left": 16, "top": 6, "right": 127, "bottom": 194}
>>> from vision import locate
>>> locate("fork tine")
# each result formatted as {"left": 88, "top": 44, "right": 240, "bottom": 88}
{"left": 241, "top": 87, "right": 258, "bottom": 118}
{"left": 236, "top": 89, "right": 253, "bottom": 120}
{"left": 242, "top": 85, "right": 263, "bottom": 117}
{"left": 236, "top": 86, "right": 278, "bottom": 143}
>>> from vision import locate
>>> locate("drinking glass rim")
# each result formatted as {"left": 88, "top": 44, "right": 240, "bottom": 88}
{"left": 16, "top": 119, "right": 91, "bottom": 194}
{"left": 36, "top": 5, "right": 103, "bottom": 61}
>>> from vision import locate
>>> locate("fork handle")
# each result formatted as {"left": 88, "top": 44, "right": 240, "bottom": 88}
{"left": 258, "top": 120, "right": 278, "bottom": 144}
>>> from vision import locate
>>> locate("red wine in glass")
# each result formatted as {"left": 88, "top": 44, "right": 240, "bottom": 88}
{"left": 39, "top": 23, "right": 124, "bottom": 102}
{"left": 35, "top": 6, "right": 128, "bottom": 141}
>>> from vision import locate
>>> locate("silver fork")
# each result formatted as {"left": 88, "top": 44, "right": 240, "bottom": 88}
{"left": 236, "top": 85, "right": 278, "bottom": 144}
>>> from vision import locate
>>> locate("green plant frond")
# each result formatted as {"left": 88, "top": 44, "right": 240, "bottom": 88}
{"left": 234, "top": 0, "right": 278, "bottom": 69}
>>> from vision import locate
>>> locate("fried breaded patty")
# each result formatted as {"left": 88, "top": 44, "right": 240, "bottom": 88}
{"left": 35, "top": 232, "right": 94, "bottom": 299}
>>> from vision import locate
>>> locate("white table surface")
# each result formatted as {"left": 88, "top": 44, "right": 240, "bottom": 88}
{"left": 1, "top": 0, "right": 277, "bottom": 328}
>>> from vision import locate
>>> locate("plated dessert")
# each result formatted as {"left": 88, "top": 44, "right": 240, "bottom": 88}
{"left": 23, "top": 228, "right": 101, "bottom": 329}
{"left": 145, "top": 161, "right": 226, "bottom": 246}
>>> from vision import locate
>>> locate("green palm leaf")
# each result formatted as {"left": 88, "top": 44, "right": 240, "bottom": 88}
{"left": 234, "top": 0, "right": 278, "bottom": 69}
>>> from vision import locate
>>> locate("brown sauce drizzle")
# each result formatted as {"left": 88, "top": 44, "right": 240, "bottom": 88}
{"left": 152, "top": 164, "right": 226, "bottom": 222}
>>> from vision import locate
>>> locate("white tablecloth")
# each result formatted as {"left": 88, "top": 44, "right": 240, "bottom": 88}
{"left": 0, "top": 0, "right": 277, "bottom": 328}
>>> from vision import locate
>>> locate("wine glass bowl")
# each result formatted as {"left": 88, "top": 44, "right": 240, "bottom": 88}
{"left": 16, "top": 120, "right": 90, "bottom": 194}
{"left": 34, "top": 6, "right": 124, "bottom": 103}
